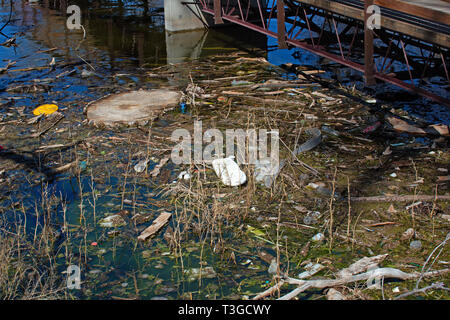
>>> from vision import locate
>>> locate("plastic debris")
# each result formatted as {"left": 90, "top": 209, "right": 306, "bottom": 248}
{"left": 81, "top": 69, "right": 94, "bottom": 77}
{"left": 293, "top": 128, "right": 322, "bottom": 154}
{"left": 268, "top": 258, "right": 278, "bottom": 275}
{"left": 303, "top": 211, "right": 321, "bottom": 225}
{"left": 254, "top": 157, "right": 281, "bottom": 187}
{"left": 177, "top": 171, "right": 191, "bottom": 180}
{"left": 401, "top": 228, "right": 415, "bottom": 241}
{"left": 150, "top": 156, "right": 170, "bottom": 177}
{"left": 382, "top": 146, "right": 392, "bottom": 155}
{"left": 79, "top": 161, "right": 87, "bottom": 170}
{"left": 362, "top": 121, "right": 381, "bottom": 134}
{"left": 33, "top": 104, "right": 58, "bottom": 116}
{"left": 231, "top": 80, "right": 251, "bottom": 86}
{"left": 99, "top": 214, "right": 126, "bottom": 228}
{"left": 410, "top": 240, "right": 422, "bottom": 250}
{"left": 311, "top": 233, "right": 325, "bottom": 242}
{"left": 321, "top": 125, "right": 339, "bottom": 137}
{"left": 134, "top": 159, "right": 148, "bottom": 173}
{"left": 184, "top": 267, "right": 217, "bottom": 281}
{"left": 307, "top": 182, "right": 341, "bottom": 199}
{"left": 180, "top": 102, "right": 186, "bottom": 114}
{"left": 298, "top": 262, "right": 324, "bottom": 279}
{"left": 212, "top": 157, "right": 247, "bottom": 186}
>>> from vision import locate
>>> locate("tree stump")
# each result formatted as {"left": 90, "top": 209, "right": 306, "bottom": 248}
{"left": 85, "top": 89, "right": 181, "bottom": 126}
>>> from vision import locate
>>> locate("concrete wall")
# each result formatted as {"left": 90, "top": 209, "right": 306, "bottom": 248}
{"left": 164, "top": 0, "right": 207, "bottom": 32}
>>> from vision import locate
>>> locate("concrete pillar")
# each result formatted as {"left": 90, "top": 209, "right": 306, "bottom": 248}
{"left": 165, "top": 29, "right": 207, "bottom": 64}
{"left": 164, "top": 0, "right": 207, "bottom": 32}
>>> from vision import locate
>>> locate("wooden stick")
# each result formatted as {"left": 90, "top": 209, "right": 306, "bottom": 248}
{"left": 278, "top": 268, "right": 449, "bottom": 300}
{"left": 138, "top": 211, "right": 172, "bottom": 241}
{"left": 349, "top": 195, "right": 450, "bottom": 202}
{"left": 252, "top": 279, "right": 285, "bottom": 300}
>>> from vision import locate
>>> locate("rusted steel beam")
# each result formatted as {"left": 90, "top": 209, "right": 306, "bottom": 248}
{"left": 364, "top": 0, "right": 376, "bottom": 86}
{"left": 214, "top": 0, "right": 224, "bottom": 24}
{"left": 201, "top": 7, "right": 450, "bottom": 106}
{"left": 277, "top": 0, "right": 288, "bottom": 48}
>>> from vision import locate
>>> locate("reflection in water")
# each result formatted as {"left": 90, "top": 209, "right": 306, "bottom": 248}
{"left": 165, "top": 30, "right": 207, "bottom": 64}
{"left": 11, "top": 0, "right": 267, "bottom": 69}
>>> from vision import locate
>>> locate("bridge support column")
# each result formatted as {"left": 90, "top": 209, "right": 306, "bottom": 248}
{"left": 164, "top": 0, "right": 207, "bottom": 32}
{"left": 364, "top": 0, "right": 376, "bottom": 86}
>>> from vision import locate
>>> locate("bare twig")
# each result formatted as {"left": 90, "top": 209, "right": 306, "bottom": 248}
{"left": 395, "top": 282, "right": 450, "bottom": 300}
{"left": 278, "top": 268, "right": 449, "bottom": 300}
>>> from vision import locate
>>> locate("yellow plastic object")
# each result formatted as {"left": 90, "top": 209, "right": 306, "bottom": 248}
{"left": 33, "top": 104, "right": 58, "bottom": 116}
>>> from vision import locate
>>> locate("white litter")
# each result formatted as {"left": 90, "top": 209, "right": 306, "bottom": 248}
{"left": 177, "top": 171, "right": 191, "bottom": 180}
{"left": 311, "top": 232, "right": 325, "bottom": 242}
{"left": 212, "top": 157, "right": 247, "bottom": 186}
{"left": 298, "top": 263, "right": 325, "bottom": 279}
{"left": 254, "top": 157, "right": 281, "bottom": 187}
{"left": 134, "top": 159, "right": 148, "bottom": 173}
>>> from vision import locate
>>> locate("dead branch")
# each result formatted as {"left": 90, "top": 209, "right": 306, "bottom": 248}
{"left": 349, "top": 195, "right": 450, "bottom": 202}
{"left": 278, "top": 268, "right": 449, "bottom": 300}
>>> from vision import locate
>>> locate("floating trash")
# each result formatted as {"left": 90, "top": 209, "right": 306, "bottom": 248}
{"left": 180, "top": 102, "right": 187, "bottom": 114}
{"left": 410, "top": 240, "right": 422, "bottom": 250}
{"left": 177, "top": 170, "right": 191, "bottom": 180}
{"left": 268, "top": 259, "right": 278, "bottom": 275}
{"left": 311, "top": 233, "right": 325, "bottom": 242}
{"left": 99, "top": 214, "right": 126, "bottom": 228}
{"left": 254, "top": 157, "right": 281, "bottom": 187}
{"left": 184, "top": 267, "right": 217, "bottom": 281}
{"left": 303, "top": 211, "right": 321, "bottom": 225}
{"left": 81, "top": 69, "right": 95, "bottom": 77}
{"left": 298, "top": 262, "right": 325, "bottom": 279}
{"left": 79, "top": 161, "right": 87, "bottom": 170}
{"left": 212, "top": 157, "right": 246, "bottom": 186}
{"left": 33, "top": 104, "right": 58, "bottom": 116}
{"left": 134, "top": 159, "right": 148, "bottom": 173}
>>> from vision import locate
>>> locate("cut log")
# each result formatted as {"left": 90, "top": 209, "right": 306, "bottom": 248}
{"left": 85, "top": 89, "right": 181, "bottom": 126}
{"left": 138, "top": 211, "right": 172, "bottom": 241}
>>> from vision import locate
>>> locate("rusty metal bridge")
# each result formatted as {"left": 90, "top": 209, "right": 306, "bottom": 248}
{"left": 184, "top": 0, "right": 450, "bottom": 106}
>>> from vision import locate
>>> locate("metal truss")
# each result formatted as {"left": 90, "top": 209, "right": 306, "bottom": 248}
{"left": 194, "top": 0, "right": 450, "bottom": 106}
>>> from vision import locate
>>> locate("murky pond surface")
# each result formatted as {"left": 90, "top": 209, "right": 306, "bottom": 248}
{"left": 0, "top": 1, "right": 449, "bottom": 300}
